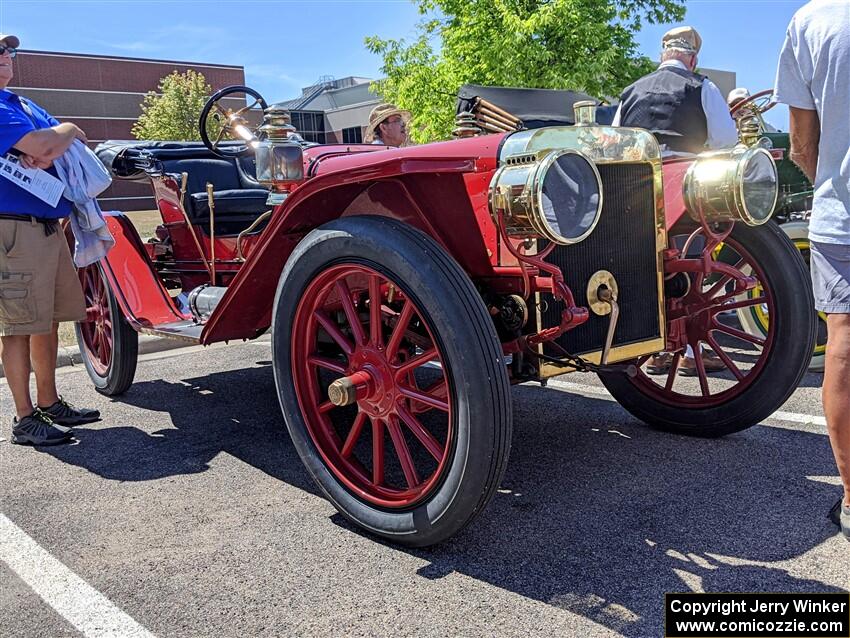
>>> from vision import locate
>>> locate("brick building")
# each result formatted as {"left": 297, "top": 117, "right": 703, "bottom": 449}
{"left": 8, "top": 50, "right": 247, "bottom": 210}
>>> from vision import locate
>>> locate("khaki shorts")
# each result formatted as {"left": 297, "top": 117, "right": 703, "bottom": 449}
{"left": 0, "top": 218, "right": 86, "bottom": 336}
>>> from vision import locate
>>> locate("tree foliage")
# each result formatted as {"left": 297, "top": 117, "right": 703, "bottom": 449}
{"left": 366, "top": 0, "right": 686, "bottom": 142}
{"left": 132, "top": 70, "right": 219, "bottom": 141}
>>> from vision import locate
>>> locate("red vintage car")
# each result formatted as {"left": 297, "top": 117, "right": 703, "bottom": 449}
{"left": 76, "top": 86, "right": 815, "bottom": 546}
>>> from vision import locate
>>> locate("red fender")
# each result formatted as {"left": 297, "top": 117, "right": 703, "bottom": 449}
{"left": 89, "top": 214, "right": 186, "bottom": 329}
{"left": 200, "top": 138, "right": 505, "bottom": 344}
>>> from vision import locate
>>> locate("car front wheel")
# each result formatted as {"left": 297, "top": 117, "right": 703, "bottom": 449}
{"left": 599, "top": 221, "right": 816, "bottom": 437}
{"left": 272, "top": 216, "right": 512, "bottom": 547}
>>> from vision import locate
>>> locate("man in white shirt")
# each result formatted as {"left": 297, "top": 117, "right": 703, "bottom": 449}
{"left": 613, "top": 26, "right": 738, "bottom": 153}
{"left": 774, "top": 0, "right": 850, "bottom": 541}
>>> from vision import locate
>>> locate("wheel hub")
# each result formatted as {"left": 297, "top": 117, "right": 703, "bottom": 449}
{"left": 348, "top": 347, "right": 398, "bottom": 417}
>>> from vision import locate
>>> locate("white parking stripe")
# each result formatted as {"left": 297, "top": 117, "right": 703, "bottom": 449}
{"left": 0, "top": 514, "right": 155, "bottom": 638}
{"left": 769, "top": 411, "right": 827, "bottom": 427}
{"left": 544, "top": 379, "right": 827, "bottom": 427}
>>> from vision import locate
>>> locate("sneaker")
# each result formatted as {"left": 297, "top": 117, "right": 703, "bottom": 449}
{"left": 39, "top": 396, "right": 100, "bottom": 426}
{"left": 646, "top": 352, "right": 675, "bottom": 375}
{"left": 679, "top": 350, "right": 727, "bottom": 377}
{"left": 11, "top": 410, "right": 74, "bottom": 446}
{"left": 828, "top": 498, "right": 850, "bottom": 541}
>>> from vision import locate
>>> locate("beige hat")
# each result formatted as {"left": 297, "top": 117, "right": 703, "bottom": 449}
{"left": 662, "top": 26, "right": 701, "bottom": 54}
{"left": 727, "top": 87, "right": 751, "bottom": 107}
{"left": 364, "top": 103, "right": 410, "bottom": 143}
{"left": 0, "top": 34, "right": 20, "bottom": 48}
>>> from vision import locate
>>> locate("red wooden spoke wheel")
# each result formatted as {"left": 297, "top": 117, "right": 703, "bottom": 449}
{"left": 78, "top": 264, "right": 113, "bottom": 376}
{"left": 273, "top": 216, "right": 511, "bottom": 547}
{"left": 74, "top": 263, "right": 139, "bottom": 396}
{"left": 629, "top": 233, "right": 775, "bottom": 407}
{"left": 600, "top": 221, "right": 816, "bottom": 437}
{"left": 291, "top": 263, "right": 453, "bottom": 508}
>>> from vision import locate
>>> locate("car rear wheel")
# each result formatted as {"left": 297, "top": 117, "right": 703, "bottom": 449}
{"left": 599, "top": 221, "right": 816, "bottom": 437}
{"left": 272, "top": 216, "right": 512, "bottom": 547}
{"left": 736, "top": 220, "right": 826, "bottom": 371}
{"left": 75, "top": 263, "right": 138, "bottom": 396}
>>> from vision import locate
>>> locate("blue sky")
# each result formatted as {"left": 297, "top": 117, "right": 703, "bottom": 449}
{"left": 1, "top": 0, "right": 807, "bottom": 129}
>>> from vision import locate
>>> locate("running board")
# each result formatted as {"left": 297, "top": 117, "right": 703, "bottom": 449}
{"left": 140, "top": 320, "right": 203, "bottom": 343}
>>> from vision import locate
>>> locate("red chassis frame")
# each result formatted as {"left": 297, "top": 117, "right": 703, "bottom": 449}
{"left": 93, "top": 136, "right": 707, "bottom": 353}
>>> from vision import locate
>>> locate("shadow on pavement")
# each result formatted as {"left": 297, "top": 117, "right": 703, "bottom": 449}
{"left": 40, "top": 361, "right": 320, "bottom": 496}
{"left": 41, "top": 365, "right": 845, "bottom": 636}
{"left": 341, "top": 383, "right": 846, "bottom": 636}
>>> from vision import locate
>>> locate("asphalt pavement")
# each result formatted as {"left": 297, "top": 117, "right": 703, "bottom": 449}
{"left": 1, "top": 340, "right": 847, "bottom": 637}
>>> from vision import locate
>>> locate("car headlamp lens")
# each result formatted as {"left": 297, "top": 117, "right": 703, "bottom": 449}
{"left": 683, "top": 147, "right": 778, "bottom": 227}
{"left": 490, "top": 149, "right": 603, "bottom": 245}
{"left": 740, "top": 149, "right": 777, "bottom": 224}
{"left": 539, "top": 152, "right": 603, "bottom": 243}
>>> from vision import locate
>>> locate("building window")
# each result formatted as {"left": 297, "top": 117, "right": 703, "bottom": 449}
{"left": 290, "top": 110, "right": 326, "bottom": 144}
{"left": 342, "top": 127, "right": 363, "bottom": 144}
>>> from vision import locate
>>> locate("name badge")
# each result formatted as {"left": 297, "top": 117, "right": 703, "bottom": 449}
{"left": 0, "top": 153, "right": 65, "bottom": 208}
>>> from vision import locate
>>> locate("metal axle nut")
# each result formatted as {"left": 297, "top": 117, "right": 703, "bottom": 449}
{"left": 328, "top": 377, "right": 358, "bottom": 407}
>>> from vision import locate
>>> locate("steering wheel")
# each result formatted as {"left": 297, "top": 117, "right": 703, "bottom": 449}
{"left": 199, "top": 85, "right": 268, "bottom": 158}
{"left": 730, "top": 88, "right": 776, "bottom": 117}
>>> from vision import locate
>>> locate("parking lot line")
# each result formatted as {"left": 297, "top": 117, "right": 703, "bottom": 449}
{"left": 0, "top": 514, "right": 155, "bottom": 638}
{"left": 546, "top": 379, "right": 827, "bottom": 427}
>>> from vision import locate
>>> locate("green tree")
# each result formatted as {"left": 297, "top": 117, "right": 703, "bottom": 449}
{"left": 366, "top": 0, "right": 685, "bottom": 142}
{"left": 132, "top": 69, "right": 218, "bottom": 141}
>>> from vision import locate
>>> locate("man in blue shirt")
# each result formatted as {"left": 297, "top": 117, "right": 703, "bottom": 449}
{"left": 1, "top": 33, "right": 100, "bottom": 446}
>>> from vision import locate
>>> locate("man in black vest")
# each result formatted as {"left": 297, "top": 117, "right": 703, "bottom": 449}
{"left": 613, "top": 26, "right": 738, "bottom": 376}
{"left": 613, "top": 26, "right": 737, "bottom": 154}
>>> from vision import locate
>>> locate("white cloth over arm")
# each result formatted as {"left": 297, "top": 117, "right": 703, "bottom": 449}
{"left": 53, "top": 139, "right": 115, "bottom": 267}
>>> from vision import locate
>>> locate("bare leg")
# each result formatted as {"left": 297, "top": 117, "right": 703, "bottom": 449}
{"left": 31, "top": 322, "right": 60, "bottom": 408}
{"left": 824, "top": 314, "right": 850, "bottom": 507}
{"left": 0, "top": 334, "right": 35, "bottom": 419}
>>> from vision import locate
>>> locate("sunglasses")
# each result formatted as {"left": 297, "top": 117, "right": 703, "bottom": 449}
{"left": 0, "top": 44, "right": 17, "bottom": 58}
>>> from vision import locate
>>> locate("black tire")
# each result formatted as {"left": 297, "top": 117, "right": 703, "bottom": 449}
{"left": 272, "top": 216, "right": 512, "bottom": 546}
{"left": 599, "top": 221, "right": 816, "bottom": 437}
{"left": 75, "top": 263, "right": 138, "bottom": 396}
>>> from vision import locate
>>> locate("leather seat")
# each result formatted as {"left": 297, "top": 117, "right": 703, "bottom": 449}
{"left": 159, "top": 155, "right": 270, "bottom": 236}
{"left": 188, "top": 189, "right": 270, "bottom": 235}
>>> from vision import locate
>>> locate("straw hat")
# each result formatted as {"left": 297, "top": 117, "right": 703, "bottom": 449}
{"left": 364, "top": 103, "right": 411, "bottom": 143}
{"left": 0, "top": 34, "right": 20, "bottom": 48}
{"left": 662, "top": 26, "right": 702, "bottom": 55}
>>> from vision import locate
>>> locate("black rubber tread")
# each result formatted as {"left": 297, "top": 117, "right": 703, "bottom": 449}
{"left": 75, "top": 264, "right": 139, "bottom": 396}
{"left": 599, "top": 221, "right": 816, "bottom": 437}
{"left": 272, "top": 215, "right": 512, "bottom": 547}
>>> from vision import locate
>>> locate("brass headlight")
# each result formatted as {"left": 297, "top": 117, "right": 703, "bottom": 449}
{"left": 683, "top": 146, "right": 778, "bottom": 226}
{"left": 489, "top": 149, "right": 603, "bottom": 245}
